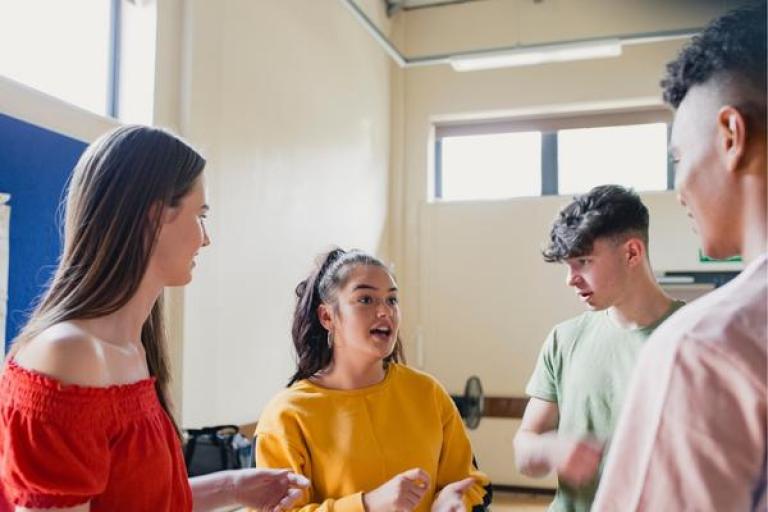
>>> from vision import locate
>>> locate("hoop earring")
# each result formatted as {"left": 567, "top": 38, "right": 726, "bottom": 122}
{"left": 327, "top": 331, "right": 334, "bottom": 349}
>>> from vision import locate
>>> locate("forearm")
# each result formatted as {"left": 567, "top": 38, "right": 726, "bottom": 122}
{"left": 189, "top": 471, "right": 237, "bottom": 512}
{"left": 513, "top": 430, "right": 558, "bottom": 477}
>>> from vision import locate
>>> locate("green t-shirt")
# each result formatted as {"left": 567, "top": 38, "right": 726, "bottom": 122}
{"left": 525, "top": 301, "right": 684, "bottom": 512}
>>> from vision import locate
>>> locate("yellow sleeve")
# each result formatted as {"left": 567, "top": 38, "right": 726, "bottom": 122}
{"left": 433, "top": 386, "right": 490, "bottom": 509}
{"left": 255, "top": 431, "right": 365, "bottom": 512}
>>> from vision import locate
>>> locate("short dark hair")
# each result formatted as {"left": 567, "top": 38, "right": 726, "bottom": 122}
{"left": 662, "top": 1, "right": 766, "bottom": 126}
{"left": 543, "top": 185, "right": 650, "bottom": 262}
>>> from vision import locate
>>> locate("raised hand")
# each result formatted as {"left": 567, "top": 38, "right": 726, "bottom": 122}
{"left": 363, "top": 468, "right": 431, "bottom": 512}
{"left": 431, "top": 477, "right": 475, "bottom": 512}
{"left": 554, "top": 437, "right": 603, "bottom": 487}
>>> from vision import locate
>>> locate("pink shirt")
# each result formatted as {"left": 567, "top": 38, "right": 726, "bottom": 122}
{"left": 593, "top": 253, "right": 767, "bottom": 512}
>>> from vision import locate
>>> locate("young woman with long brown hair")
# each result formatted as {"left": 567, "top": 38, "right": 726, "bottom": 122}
{"left": 0, "top": 125, "right": 307, "bottom": 511}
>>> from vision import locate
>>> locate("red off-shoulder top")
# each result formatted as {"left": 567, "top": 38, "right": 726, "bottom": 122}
{"left": 0, "top": 360, "right": 192, "bottom": 511}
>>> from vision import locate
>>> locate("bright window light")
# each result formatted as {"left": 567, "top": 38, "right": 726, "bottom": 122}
{"left": 0, "top": 0, "right": 111, "bottom": 115}
{"left": 118, "top": 0, "right": 156, "bottom": 124}
{"left": 557, "top": 123, "right": 668, "bottom": 195}
{"left": 439, "top": 132, "right": 541, "bottom": 201}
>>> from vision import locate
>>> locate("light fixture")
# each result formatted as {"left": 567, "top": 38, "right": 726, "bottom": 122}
{"left": 449, "top": 39, "right": 622, "bottom": 72}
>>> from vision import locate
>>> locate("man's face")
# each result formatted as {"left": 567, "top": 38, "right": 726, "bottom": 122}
{"left": 670, "top": 85, "right": 739, "bottom": 259}
{"left": 564, "top": 238, "right": 631, "bottom": 311}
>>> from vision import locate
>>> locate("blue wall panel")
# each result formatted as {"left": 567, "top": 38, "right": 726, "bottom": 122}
{"left": 0, "top": 113, "right": 87, "bottom": 350}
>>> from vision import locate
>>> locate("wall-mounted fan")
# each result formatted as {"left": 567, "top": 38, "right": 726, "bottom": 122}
{"left": 451, "top": 376, "right": 484, "bottom": 430}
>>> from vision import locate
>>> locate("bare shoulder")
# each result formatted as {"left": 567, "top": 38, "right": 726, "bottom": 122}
{"left": 13, "top": 322, "right": 109, "bottom": 387}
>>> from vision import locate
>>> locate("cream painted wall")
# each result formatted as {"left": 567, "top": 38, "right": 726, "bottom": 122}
{"left": 175, "top": 0, "right": 394, "bottom": 428}
{"left": 152, "top": 0, "right": 186, "bottom": 421}
{"left": 388, "top": 0, "right": 745, "bottom": 487}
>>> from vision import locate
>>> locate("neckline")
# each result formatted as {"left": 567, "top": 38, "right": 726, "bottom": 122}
{"left": 600, "top": 299, "right": 684, "bottom": 333}
{"left": 300, "top": 363, "right": 398, "bottom": 396}
{"left": 6, "top": 358, "right": 156, "bottom": 394}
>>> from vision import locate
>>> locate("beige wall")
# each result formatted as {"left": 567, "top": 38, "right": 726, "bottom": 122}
{"left": 388, "top": 0, "right": 744, "bottom": 487}
{"left": 169, "top": 0, "right": 394, "bottom": 428}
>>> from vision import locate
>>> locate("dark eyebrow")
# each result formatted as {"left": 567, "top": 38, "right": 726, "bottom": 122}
{"left": 352, "top": 284, "right": 398, "bottom": 292}
{"left": 200, "top": 204, "right": 210, "bottom": 212}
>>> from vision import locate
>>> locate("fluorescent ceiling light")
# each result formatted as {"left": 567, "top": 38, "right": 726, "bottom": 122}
{"left": 450, "top": 39, "right": 622, "bottom": 71}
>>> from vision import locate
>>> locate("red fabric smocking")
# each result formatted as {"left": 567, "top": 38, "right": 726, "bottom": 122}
{"left": 0, "top": 360, "right": 192, "bottom": 511}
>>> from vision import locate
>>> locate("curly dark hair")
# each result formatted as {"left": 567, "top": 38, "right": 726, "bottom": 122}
{"left": 543, "top": 185, "right": 650, "bottom": 263}
{"left": 662, "top": 1, "right": 766, "bottom": 117}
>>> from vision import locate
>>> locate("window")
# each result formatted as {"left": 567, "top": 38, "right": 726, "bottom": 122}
{"left": 0, "top": 0, "right": 156, "bottom": 123}
{"left": 438, "top": 132, "right": 541, "bottom": 201}
{"left": 0, "top": 0, "right": 112, "bottom": 115}
{"left": 116, "top": 0, "right": 157, "bottom": 124}
{"left": 434, "top": 109, "right": 673, "bottom": 201}
{"left": 558, "top": 123, "right": 668, "bottom": 195}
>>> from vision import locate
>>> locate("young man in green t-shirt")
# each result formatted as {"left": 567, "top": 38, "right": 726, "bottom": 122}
{"left": 513, "top": 185, "right": 683, "bottom": 512}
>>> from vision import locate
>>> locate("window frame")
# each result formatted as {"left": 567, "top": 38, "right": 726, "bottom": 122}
{"left": 433, "top": 108, "right": 674, "bottom": 200}
{"left": 108, "top": 0, "right": 122, "bottom": 118}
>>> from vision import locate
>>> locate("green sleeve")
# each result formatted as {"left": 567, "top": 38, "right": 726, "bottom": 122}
{"left": 525, "top": 327, "right": 560, "bottom": 403}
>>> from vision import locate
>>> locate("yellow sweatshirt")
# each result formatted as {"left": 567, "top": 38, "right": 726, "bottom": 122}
{"left": 255, "top": 363, "right": 489, "bottom": 512}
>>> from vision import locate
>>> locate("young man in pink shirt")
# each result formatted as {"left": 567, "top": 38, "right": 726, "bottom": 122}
{"left": 593, "top": 3, "right": 767, "bottom": 510}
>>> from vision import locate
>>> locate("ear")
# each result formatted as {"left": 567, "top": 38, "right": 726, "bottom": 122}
{"left": 624, "top": 238, "right": 645, "bottom": 268}
{"left": 317, "top": 303, "right": 334, "bottom": 332}
{"left": 717, "top": 106, "right": 747, "bottom": 175}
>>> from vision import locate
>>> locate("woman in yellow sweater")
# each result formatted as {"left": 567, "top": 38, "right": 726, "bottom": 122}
{"left": 255, "top": 249, "right": 490, "bottom": 512}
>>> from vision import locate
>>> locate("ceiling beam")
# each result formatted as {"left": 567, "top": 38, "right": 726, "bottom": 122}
{"left": 342, "top": 0, "right": 700, "bottom": 70}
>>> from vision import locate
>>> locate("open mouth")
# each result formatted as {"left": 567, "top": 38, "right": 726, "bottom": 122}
{"left": 370, "top": 326, "right": 392, "bottom": 341}
{"left": 578, "top": 291, "right": 593, "bottom": 301}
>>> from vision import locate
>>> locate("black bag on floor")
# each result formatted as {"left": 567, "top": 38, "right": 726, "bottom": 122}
{"left": 183, "top": 424, "right": 253, "bottom": 477}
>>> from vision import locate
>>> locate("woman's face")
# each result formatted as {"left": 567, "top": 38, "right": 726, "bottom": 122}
{"left": 320, "top": 264, "right": 400, "bottom": 364}
{"left": 149, "top": 176, "right": 211, "bottom": 287}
